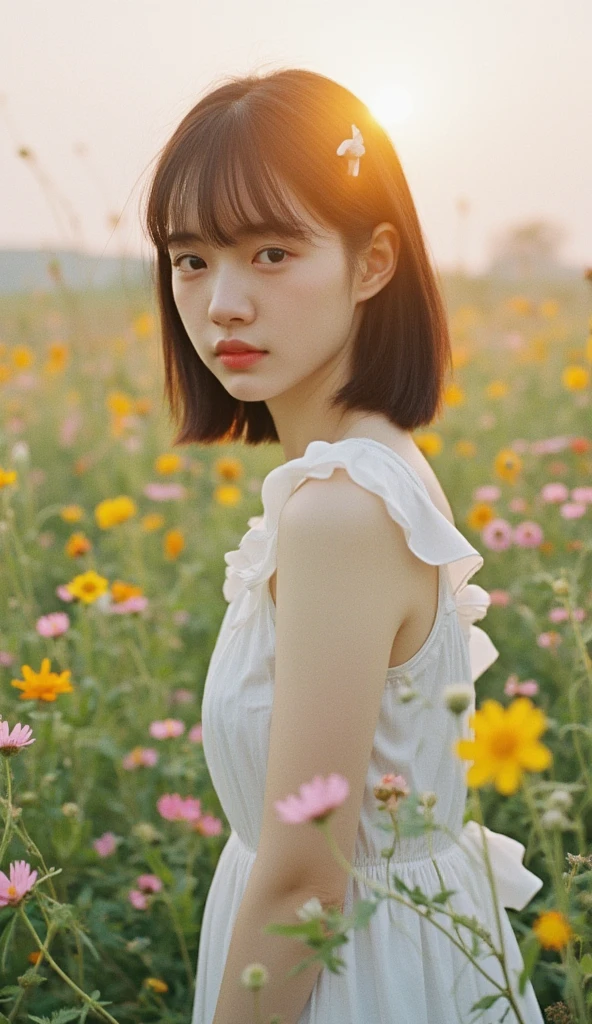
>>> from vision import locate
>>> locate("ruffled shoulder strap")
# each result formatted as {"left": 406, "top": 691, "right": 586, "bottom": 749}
{"left": 222, "top": 438, "right": 499, "bottom": 680}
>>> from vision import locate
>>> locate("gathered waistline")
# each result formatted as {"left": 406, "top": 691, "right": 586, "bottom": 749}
{"left": 230, "top": 827, "right": 460, "bottom": 867}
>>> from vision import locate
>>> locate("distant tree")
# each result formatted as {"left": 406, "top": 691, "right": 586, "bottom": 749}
{"left": 487, "top": 219, "right": 569, "bottom": 279}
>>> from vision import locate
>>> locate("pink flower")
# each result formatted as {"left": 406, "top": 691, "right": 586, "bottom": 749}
{"left": 0, "top": 860, "right": 38, "bottom": 906}
{"left": 489, "top": 589, "right": 511, "bottom": 607}
{"left": 136, "top": 874, "right": 163, "bottom": 893}
{"left": 508, "top": 497, "right": 528, "bottom": 513}
{"left": 0, "top": 651, "right": 15, "bottom": 667}
{"left": 531, "top": 437, "right": 570, "bottom": 455}
{"left": 109, "top": 596, "right": 149, "bottom": 614}
{"left": 548, "top": 606, "right": 585, "bottom": 624}
{"left": 481, "top": 518, "right": 513, "bottom": 552}
{"left": 188, "top": 724, "right": 203, "bottom": 743}
{"left": 571, "top": 486, "right": 592, "bottom": 504}
{"left": 537, "top": 631, "right": 562, "bottom": 650}
{"left": 157, "top": 793, "right": 202, "bottom": 823}
{"left": 0, "top": 721, "right": 35, "bottom": 757}
{"left": 560, "top": 502, "right": 587, "bottom": 519}
{"left": 36, "top": 612, "right": 70, "bottom": 638}
{"left": 193, "top": 814, "right": 223, "bottom": 836}
{"left": 170, "top": 688, "right": 194, "bottom": 705}
{"left": 122, "top": 747, "right": 159, "bottom": 770}
{"left": 56, "top": 584, "right": 75, "bottom": 602}
{"left": 274, "top": 773, "right": 350, "bottom": 825}
{"left": 128, "top": 889, "right": 148, "bottom": 910}
{"left": 93, "top": 831, "right": 118, "bottom": 857}
{"left": 149, "top": 719, "right": 185, "bottom": 739}
{"left": 143, "top": 483, "right": 186, "bottom": 501}
{"left": 473, "top": 485, "right": 501, "bottom": 502}
{"left": 540, "top": 482, "right": 569, "bottom": 503}
{"left": 504, "top": 674, "right": 539, "bottom": 697}
{"left": 513, "top": 521, "right": 544, "bottom": 548}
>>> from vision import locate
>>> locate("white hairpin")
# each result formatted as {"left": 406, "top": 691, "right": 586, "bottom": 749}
{"left": 336, "top": 124, "right": 366, "bottom": 177}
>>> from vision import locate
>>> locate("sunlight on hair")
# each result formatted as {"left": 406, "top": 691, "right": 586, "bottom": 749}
{"left": 364, "top": 84, "right": 414, "bottom": 130}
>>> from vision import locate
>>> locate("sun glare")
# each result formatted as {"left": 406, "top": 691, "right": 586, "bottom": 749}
{"left": 366, "top": 85, "right": 414, "bottom": 130}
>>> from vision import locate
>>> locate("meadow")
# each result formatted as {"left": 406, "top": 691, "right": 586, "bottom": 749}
{"left": 0, "top": 268, "right": 591, "bottom": 1023}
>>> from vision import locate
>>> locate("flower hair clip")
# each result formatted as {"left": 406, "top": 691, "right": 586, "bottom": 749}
{"left": 336, "top": 124, "right": 366, "bottom": 177}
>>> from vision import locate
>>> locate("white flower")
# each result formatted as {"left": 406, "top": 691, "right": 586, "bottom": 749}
{"left": 443, "top": 683, "right": 473, "bottom": 715}
{"left": 336, "top": 124, "right": 366, "bottom": 177}
{"left": 241, "top": 963, "right": 269, "bottom": 990}
{"left": 296, "top": 896, "right": 326, "bottom": 921}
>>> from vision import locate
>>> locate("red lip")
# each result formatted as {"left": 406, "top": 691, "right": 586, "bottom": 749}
{"left": 215, "top": 339, "right": 266, "bottom": 354}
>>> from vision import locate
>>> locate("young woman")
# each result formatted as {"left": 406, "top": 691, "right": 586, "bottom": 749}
{"left": 144, "top": 67, "right": 545, "bottom": 1024}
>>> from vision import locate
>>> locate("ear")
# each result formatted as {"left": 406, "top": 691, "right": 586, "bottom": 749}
{"left": 355, "top": 222, "right": 400, "bottom": 303}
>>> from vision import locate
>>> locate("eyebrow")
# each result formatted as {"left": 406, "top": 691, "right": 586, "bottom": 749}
{"left": 166, "top": 220, "right": 313, "bottom": 249}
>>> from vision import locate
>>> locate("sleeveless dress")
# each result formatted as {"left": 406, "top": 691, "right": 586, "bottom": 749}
{"left": 192, "top": 437, "right": 545, "bottom": 1024}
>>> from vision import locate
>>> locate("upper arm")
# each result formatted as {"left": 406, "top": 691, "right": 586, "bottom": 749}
{"left": 251, "top": 469, "right": 414, "bottom": 907}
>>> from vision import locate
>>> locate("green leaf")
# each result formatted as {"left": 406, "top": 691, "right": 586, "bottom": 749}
{"left": 517, "top": 933, "right": 541, "bottom": 995}
{"left": 350, "top": 899, "right": 379, "bottom": 930}
{"left": 468, "top": 993, "right": 502, "bottom": 1012}
{"left": 579, "top": 952, "right": 592, "bottom": 975}
{"left": 0, "top": 914, "right": 18, "bottom": 976}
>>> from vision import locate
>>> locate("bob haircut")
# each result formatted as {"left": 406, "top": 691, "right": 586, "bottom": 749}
{"left": 143, "top": 67, "right": 452, "bottom": 447}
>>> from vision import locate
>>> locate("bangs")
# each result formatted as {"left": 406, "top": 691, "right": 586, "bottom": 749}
{"left": 147, "top": 114, "right": 321, "bottom": 253}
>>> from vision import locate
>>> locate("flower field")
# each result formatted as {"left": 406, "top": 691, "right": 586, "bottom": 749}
{"left": 0, "top": 271, "right": 591, "bottom": 1023}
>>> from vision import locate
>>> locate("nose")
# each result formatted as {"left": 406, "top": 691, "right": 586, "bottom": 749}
{"left": 208, "top": 267, "right": 254, "bottom": 327}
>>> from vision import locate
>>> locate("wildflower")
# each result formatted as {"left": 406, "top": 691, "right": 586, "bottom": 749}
{"left": 494, "top": 449, "right": 522, "bottom": 484}
{"left": 65, "top": 533, "right": 92, "bottom": 557}
{"left": 509, "top": 497, "right": 528, "bottom": 513}
{"left": 513, "top": 521, "right": 544, "bottom": 548}
{"left": 551, "top": 578, "right": 570, "bottom": 596}
{"left": 132, "top": 822, "right": 161, "bottom": 843}
{"left": 481, "top": 518, "right": 513, "bottom": 552}
{"left": 12, "top": 346, "right": 34, "bottom": 369}
{"left": 540, "top": 809, "right": 572, "bottom": 831}
{"left": 60, "top": 504, "right": 84, "bottom": 522}
{"left": 532, "top": 910, "right": 573, "bottom": 950}
{"left": 560, "top": 502, "right": 586, "bottom": 519}
{"left": 157, "top": 794, "right": 202, "bottom": 823}
{"left": 28, "top": 951, "right": 42, "bottom": 965}
{"left": 109, "top": 596, "right": 148, "bottom": 614}
{"left": 443, "top": 683, "right": 473, "bottom": 715}
{"left": 11, "top": 658, "right": 73, "bottom": 702}
{"left": 66, "top": 570, "right": 109, "bottom": 604}
{"left": 188, "top": 724, "right": 203, "bottom": 743}
{"left": 193, "top": 814, "right": 223, "bottom": 836}
{"left": 61, "top": 802, "right": 79, "bottom": 817}
{"left": 443, "top": 383, "right": 465, "bottom": 406}
{"left": 136, "top": 874, "right": 163, "bottom": 893}
{"left": 0, "top": 721, "right": 35, "bottom": 757}
{"left": 214, "top": 456, "right": 243, "bottom": 481}
{"left": 504, "top": 674, "right": 539, "bottom": 698}
{"left": 45, "top": 342, "right": 69, "bottom": 373}
{"left": 414, "top": 432, "right": 442, "bottom": 458}
{"left": 56, "top": 584, "right": 75, "bottom": 602}
{"left": 92, "top": 832, "right": 118, "bottom": 857}
{"left": 536, "top": 631, "right": 562, "bottom": 650}
{"left": 155, "top": 453, "right": 184, "bottom": 474}
{"left": 541, "top": 483, "right": 569, "bottom": 504}
{"left": 274, "top": 773, "right": 350, "bottom": 825}
{"left": 111, "top": 581, "right": 143, "bottom": 603}
{"left": 144, "top": 977, "right": 168, "bottom": 993}
{"left": 485, "top": 380, "right": 509, "bottom": 399}
{"left": 0, "top": 861, "right": 38, "bottom": 906}
{"left": 488, "top": 590, "right": 511, "bottom": 606}
{"left": 94, "top": 496, "right": 137, "bottom": 529}
{"left": 547, "top": 789, "right": 573, "bottom": 811}
{"left": 170, "top": 688, "right": 194, "bottom": 704}
{"left": 562, "top": 365, "right": 589, "bottom": 391}
{"left": 373, "top": 773, "right": 410, "bottom": 811}
{"left": 296, "top": 897, "right": 326, "bottom": 921}
{"left": 454, "top": 697, "right": 553, "bottom": 795}
{"left": 571, "top": 486, "right": 592, "bottom": 504}
{"left": 143, "top": 482, "right": 186, "bottom": 501}
{"left": 149, "top": 719, "right": 185, "bottom": 739}
{"left": 36, "top": 612, "right": 70, "bottom": 638}
{"left": 0, "top": 651, "right": 15, "bottom": 666}
{"left": 473, "top": 485, "right": 500, "bottom": 502}
{"left": 106, "top": 391, "right": 134, "bottom": 417}
{"left": 128, "top": 889, "right": 148, "bottom": 910}
{"left": 133, "top": 313, "right": 154, "bottom": 338}
{"left": 214, "top": 484, "right": 241, "bottom": 507}
{"left": 141, "top": 513, "right": 165, "bottom": 531}
{"left": 163, "top": 528, "right": 184, "bottom": 560}
{"left": 0, "top": 467, "right": 17, "bottom": 489}
{"left": 455, "top": 440, "right": 476, "bottom": 458}
{"left": 122, "top": 747, "right": 158, "bottom": 770}
{"left": 241, "top": 964, "right": 269, "bottom": 991}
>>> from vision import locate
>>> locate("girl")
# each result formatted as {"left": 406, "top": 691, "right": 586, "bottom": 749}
{"left": 144, "top": 67, "right": 545, "bottom": 1023}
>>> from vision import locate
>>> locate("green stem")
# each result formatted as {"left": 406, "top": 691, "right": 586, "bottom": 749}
{"left": 0, "top": 758, "right": 13, "bottom": 865}
{"left": 160, "top": 892, "right": 195, "bottom": 993}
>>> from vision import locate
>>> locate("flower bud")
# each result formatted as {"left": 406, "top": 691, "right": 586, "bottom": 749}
{"left": 61, "top": 802, "right": 79, "bottom": 817}
{"left": 241, "top": 963, "right": 269, "bottom": 990}
{"left": 373, "top": 773, "right": 410, "bottom": 806}
{"left": 547, "top": 788, "right": 573, "bottom": 811}
{"left": 296, "top": 896, "right": 325, "bottom": 921}
{"left": 443, "top": 683, "right": 473, "bottom": 715}
{"left": 540, "top": 808, "right": 571, "bottom": 831}
{"left": 551, "top": 578, "right": 570, "bottom": 596}
{"left": 418, "top": 791, "right": 437, "bottom": 810}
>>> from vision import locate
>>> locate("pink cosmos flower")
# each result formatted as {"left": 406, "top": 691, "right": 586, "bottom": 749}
{"left": 0, "top": 721, "right": 35, "bottom": 757}
{"left": 157, "top": 793, "right": 202, "bottom": 823}
{"left": 128, "top": 889, "right": 148, "bottom": 910}
{"left": 549, "top": 607, "right": 585, "bottom": 624}
{"left": 188, "top": 724, "right": 203, "bottom": 743}
{"left": 513, "top": 521, "right": 544, "bottom": 548}
{"left": 136, "top": 874, "right": 163, "bottom": 893}
{"left": 93, "top": 831, "right": 118, "bottom": 857}
{"left": 149, "top": 719, "right": 185, "bottom": 739}
{"left": 56, "top": 584, "right": 75, "bottom": 602}
{"left": 504, "top": 674, "right": 539, "bottom": 697}
{"left": 0, "top": 860, "right": 38, "bottom": 906}
{"left": 170, "top": 688, "right": 194, "bottom": 704}
{"left": 473, "top": 485, "right": 501, "bottom": 502}
{"left": 560, "top": 502, "right": 587, "bottom": 519}
{"left": 193, "top": 814, "right": 223, "bottom": 836}
{"left": 531, "top": 437, "right": 570, "bottom": 455}
{"left": 571, "top": 486, "right": 592, "bottom": 504}
{"left": 36, "top": 612, "right": 70, "bottom": 638}
{"left": 481, "top": 518, "right": 513, "bottom": 552}
{"left": 274, "top": 773, "right": 350, "bottom": 825}
{"left": 143, "top": 483, "right": 186, "bottom": 501}
{"left": 488, "top": 589, "right": 511, "bottom": 607}
{"left": 109, "top": 596, "right": 149, "bottom": 614}
{"left": 537, "top": 631, "right": 562, "bottom": 650}
{"left": 540, "top": 482, "right": 569, "bottom": 503}
{"left": 122, "top": 747, "right": 159, "bottom": 770}
{"left": 0, "top": 651, "right": 15, "bottom": 667}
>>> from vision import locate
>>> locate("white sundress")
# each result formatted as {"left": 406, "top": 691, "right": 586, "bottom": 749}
{"left": 192, "top": 437, "right": 545, "bottom": 1024}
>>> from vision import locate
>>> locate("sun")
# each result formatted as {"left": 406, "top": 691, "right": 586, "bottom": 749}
{"left": 366, "top": 85, "right": 414, "bottom": 130}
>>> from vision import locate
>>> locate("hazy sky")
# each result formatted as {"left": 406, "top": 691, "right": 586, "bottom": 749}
{"left": 1, "top": 0, "right": 589, "bottom": 274}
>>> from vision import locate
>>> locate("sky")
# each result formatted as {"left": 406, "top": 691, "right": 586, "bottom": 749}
{"left": 0, "top": 0, "right": 589, "bottom": 275}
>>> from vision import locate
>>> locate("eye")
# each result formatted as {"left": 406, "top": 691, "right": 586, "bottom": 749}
{"left": 170, "top": 247, "right": 290, "bottom": 273}
{"left": 256, "top": 247, "right": 290, "bottom": 265}
{"left": 171, "top": 254, "right": 205, "bottom": 273}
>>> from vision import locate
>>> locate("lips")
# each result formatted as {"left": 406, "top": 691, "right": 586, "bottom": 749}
{"left": 216, "top": 340, "right": 266, "bottom": 355}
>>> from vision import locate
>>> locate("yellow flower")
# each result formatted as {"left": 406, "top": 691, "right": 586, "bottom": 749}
{"left": 414, "top": 432, "right": 442, "bottom": 458}
{"left": 0, "top": 364, "right": 12, "bottom": 384}
{"left": 455, "top": 440, "right": 476, "bottom": 458}
{"left": 106, "top": 391, "right": 134, "bottom": 417}
{"left": 111, "top": 580, "right": 143, "bottom": 603}
{"left": 60, "top": 504, "right": 84, "bottom": 523}
{"left": 454, "top": 697, "right": 553, "bottom": 796}
{"left": 12, "top": 346, "right": 34, "bottom": 369}
{"left": 95, "top": 496, "right": 137, "bottom": 529}
{"left": 11, "top": 657, "right": 74, "bottom": 702}
{"left": 443, "top": 383, "right": 465, "bottom": 407}
{"left": 507, "top": 296, "right": 533, "bottom": 316}
{"left": 66, "top": 570, "right": 109, "bottom": 604}
{"left": 0, "top": 467, "right": 18, "bottom": 489}
{"left": 533, "top": 910, "right": 573, "bottom": 951}
{"left": 494, "top": 448, "right": 523, "bottom": 483}
{"left": 145, "top": 977, "right": 168, "bottom": 993}
{"left": 44, "top": 343, "right": 69, "bottom": 374}
{"left": 539, "top": 300, "right": 559, "bottom": 319}
{"left": 141, "top": 513, "right": 165, "bottom": 532}
{"left": 163, "top": 528, "right": 184, "bottom": 560}
{"left": 214, "top": 456, "right": 244, "bottom": 481}
{"left": 466, "top": 503, "right": 496, "bottom": 531}
{"left": 214, "top": 484, "right": 241, "bottom": 507}
{"left": 65, "top": 533, "right": 92, "bottom": 558}
{"left": 485, "top": 380, "right": 509, "bottom": 400}
{"left": 155, "top": 453, "right": 183, "bottom": 474}
{"left": 133, "top": 313, "right": 155, "bottom": 338}
{"left": 562, "top": 365, "right": 589, "bottom": 391}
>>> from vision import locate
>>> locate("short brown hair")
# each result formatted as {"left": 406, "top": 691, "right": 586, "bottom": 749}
{"left": 143, "top": 67, "right": 452, "bottom": 447}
